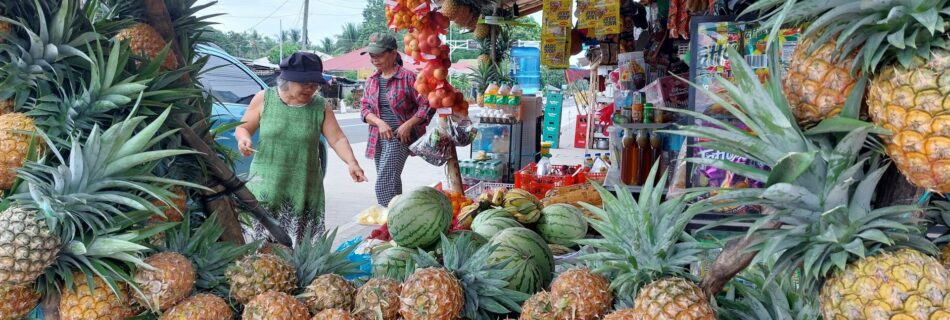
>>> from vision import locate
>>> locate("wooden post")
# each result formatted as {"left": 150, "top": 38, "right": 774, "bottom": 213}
{"left": 442, "top": 117, "right": 464, "bottom": 193}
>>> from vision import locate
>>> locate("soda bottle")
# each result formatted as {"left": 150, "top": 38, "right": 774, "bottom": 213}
{"left": 497, "top": 82, "right": 511, "bottom": 115}
{"left": 584, "top": 154, "right": 594, "bottom": 168}
{"left": 484, "top": 82, "right": 499, "bottom": 109}
{"left": 509, "top": 82, "right": 523, "bottom": 120}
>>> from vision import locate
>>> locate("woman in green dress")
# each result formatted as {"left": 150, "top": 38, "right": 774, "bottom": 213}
{"left": 235, "top": 52, "right": 367, "bottom": 244}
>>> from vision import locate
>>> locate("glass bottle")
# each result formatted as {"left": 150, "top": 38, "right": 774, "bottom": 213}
{"left": 636, "top": 129, "right": 651, "bottom": 185}
{"left": 620, "top": 129, "right": 639, "bottom": 185}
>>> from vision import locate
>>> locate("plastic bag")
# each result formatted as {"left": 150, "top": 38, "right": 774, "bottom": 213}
{"left": 448, "top": 114, "right": 478, "bottom": 146}
{"left": 411, "top": 119, "right": 454, "bottom": 166}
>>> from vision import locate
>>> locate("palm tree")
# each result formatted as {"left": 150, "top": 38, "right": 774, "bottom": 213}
{"left": 318, "top": 37, "right": 336, "bottom": 55}
{"left": 282, "top": 29, "right": 302, "bottom": 45}
{"left": 335, "top": 22, "right": 362, "bottom": 54}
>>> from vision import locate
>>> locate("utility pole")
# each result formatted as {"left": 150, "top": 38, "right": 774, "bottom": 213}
{"left": 302, "top": 0, "right": 310, "bottom": 49}
{"left": 280, "top": 20, "right": 284, "bottom": 62}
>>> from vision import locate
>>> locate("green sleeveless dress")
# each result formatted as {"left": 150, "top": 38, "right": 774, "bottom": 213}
{"left": 247, "top": 88, "right": 326, "bottom": 243}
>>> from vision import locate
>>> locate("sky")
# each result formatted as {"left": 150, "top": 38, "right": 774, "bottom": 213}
{"left": 197, "top": 0, "right": 542, "bottom": 44}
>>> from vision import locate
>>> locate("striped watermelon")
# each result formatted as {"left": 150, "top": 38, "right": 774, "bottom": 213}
{"left": 488, "top": 246, "right": 544, "bottom": 294}
{"left": 471, "top": 217, "right": 522, "bottom": 240}
{"left": 536, "top": 204, "right": 588, "bottom": 246}
{"left": 472, "top": 208, "right": 513, "bottom": 225}
{"left": 387, "top": 187, "right": 452, "bottom": 248}
{"left": 489, "top": 228, "right": 555, "bottom": 286}
{"left": 372, "top": 246, "right": 413, "bottom": 279}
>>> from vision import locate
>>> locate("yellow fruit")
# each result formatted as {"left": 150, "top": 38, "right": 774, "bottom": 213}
{"left": 474, "top": 23, "right": 489, "bottom": 40}
{"left": 867, "top": 49, "right": 950, "bottom": 193}
{"left": 478, "top": 54, "right": 490, "bottom": 66}
{"left": 519, "top": 291, "right": 560, "bottom": 320}
{"left": 399, "top": 267, "right": 463, "bottom": 320}
{"left": 115, "top": 23, "right": 179, "bottom": 70}
{"left": 819, "top": 248, "right": 950, "bottom": 319}
{"left": 783, "top": 38, "right": 861, "bottom": 125}
{"left": 0, "top": 100, "right": 12, "bottom": 116}
{"left": 160, "top": 293, "right": 233, "bottom": 320}
{"left": 150, "top": 187, "right": 187, "bottom": 223}
{"left": 59, "top": 275, "right": 135, "bottom": 320}
{"left": 603, "top": 309, "right": 636, "bottom": 320}
{"left": 0, "top": 206, "right": 60, "bottom": 286}
{"left": 302, "top": 274, "right": 356, "bottom": 314}
{"left": 243, "top": 291, "right": 310, "bottom": 320}
{"left": 226, "top": 254, "right": 297, "bottom": 304}
{"left": 311, "top": 308, "right": 355, "bottom": 320}
{"left": 354, "top": 277, "right": 401, "bottom": 320}
{"left": 550, "top": 268, "right": 612, "bottom": 320}
{"left": 0, "top": 113, "right": 39, "bottom": 190}
{"left": 942, "top": 245, "right": 950, "bottom": 268}
{"left": 134, "top": 252, "right": 196, "bottom": 311}
{"left": 632, "top": 277, "right": 715, "bottom": 320}
{"left": 0, "top": 282, "right": 40, "bottom": 320}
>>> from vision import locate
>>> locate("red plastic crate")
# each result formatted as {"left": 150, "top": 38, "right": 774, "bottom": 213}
{"left": 574, "top": 115, "right": 588, "bottom": 148}
{"left": 514, "top": 163, "right": 587, "bottom": 198}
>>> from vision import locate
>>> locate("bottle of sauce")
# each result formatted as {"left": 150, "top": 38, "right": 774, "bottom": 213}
{"left": 649, "top": 130, "right": 662, "bottom": 185}
{"left": 621, "top": 129, "right": 639, "bottom": 185}
{"left": 637, "top": 129, "right": 652, "bottom": 185}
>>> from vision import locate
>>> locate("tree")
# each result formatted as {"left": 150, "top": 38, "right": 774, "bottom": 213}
{"left": 508, "top": 17, "right": 541, "bottom": 42}
{"left": 335, "top": 22, "right": 363, "bottom": 54}
{"left": 318, "top": 37, "right": 336, "bottom": 55}
{"left": 283, "top": 29, "right": 302, "bottom": 45}
{"left": 359, "top": 0, "right": 387, "bottom": 44}
{"left": 268, "top": 43, "right": 302, "bottom": 64}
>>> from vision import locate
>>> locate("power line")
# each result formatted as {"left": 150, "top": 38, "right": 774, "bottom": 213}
{"left": 245, "top": 0, "right": 296, "bottom": 31}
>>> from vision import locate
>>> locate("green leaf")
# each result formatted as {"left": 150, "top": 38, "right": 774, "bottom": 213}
{"left": 766, "top": 151, "right": 817, "bottom": 187}
{"left": 911, "top": 8, "right": 940, "bottom": 34}
{"left": 842, "top": 239, "right": 866, "bottom": 258}
{"left": 806, "top": 117, "right": 888, "bottom": 135}
{"left": 886, "top": 26, "right": 907, "bottom": 49}
{"left": 830, "top": 251, "right": 849, "bottom": 272}
{"left": 857, "top": 229, "right": 893, "bottom": 245}
{"left": 761, "top": 183, "right": 821, "bottom": 211}
{"left": 840, "top": 75, "right": 869, "bottom": 120}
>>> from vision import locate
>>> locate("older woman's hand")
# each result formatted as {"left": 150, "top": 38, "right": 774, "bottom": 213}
{"left": 238, "top": 138, "right": 255, "bottom": 157}
{"left": 349, "top": 163, "right": 368, "bottom": 182}
{"left": 376, "top": 120, "right": 394, "bottom": 140}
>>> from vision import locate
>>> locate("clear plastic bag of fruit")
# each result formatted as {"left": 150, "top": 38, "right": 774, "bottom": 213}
{"left": 447, "top": 114, "right": 477, "bottom": 147}
{"left": 410, "top": 118, "right": 454, "bottom": 166}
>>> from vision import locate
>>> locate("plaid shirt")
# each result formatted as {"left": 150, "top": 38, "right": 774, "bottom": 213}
{"left": 361, "top": 66, "right": 433, "bottom": 158}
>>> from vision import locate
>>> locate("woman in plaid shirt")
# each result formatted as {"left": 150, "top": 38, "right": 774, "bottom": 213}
{"left": 360, "top": 32, "right": 433, "bottom": 206}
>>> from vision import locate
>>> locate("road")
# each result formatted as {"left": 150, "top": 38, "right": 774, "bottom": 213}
{"left": 336, "top": 115, "right": 440, "bottom": 144}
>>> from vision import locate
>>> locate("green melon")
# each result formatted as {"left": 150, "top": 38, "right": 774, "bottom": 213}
{"left": 487, "top": 246, "right": 544, "bottom": 294}
{"left": 536, "top": 204, "right": 588, "bottom": 246}
{"left": 471, "top": 217, "right": 522, "bottom": 240}
{"left": 489, "top": 227, "right": 555, "bottom": 286}
{"left": 387, "top": 187, "right": 452, "bottom": 248}
{"left": 472, "top": 208, "right": 513, "bottom": 225}
{"left": 372, "top": 246, "right": 413, "bottom": 279}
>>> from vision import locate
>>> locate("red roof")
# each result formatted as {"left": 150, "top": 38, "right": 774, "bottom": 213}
{"left": 324, "top": 47, "right": 472, "bottom": 74}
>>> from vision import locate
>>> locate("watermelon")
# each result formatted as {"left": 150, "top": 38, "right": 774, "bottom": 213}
{"left": 372, "top": 246, "right": 413, "bottom": 279}
{"left": 489, "top": 227, "right": 555, "bottom": 286}
{"left": 488, "top": 246, "right": 544, "bottom": 294}
{"left": 536, "top": 204, "right": 588, "bottom": 246}
{"left": 387, "top": 187, "right": 452, "bottom": 248}
{"left": 472, "top": 208, "right": 513, "bottom": 225}
{"left": 471, "top": 217, "right": 522, "bottom": 240}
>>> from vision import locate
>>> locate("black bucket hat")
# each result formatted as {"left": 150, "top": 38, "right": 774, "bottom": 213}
{"left": 279, "top": 52, "right": 328, "bottom": 83}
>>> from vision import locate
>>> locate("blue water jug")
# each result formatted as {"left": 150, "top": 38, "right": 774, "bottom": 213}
{"left": 510, "top": 47, "right": 541, "bottom": 95}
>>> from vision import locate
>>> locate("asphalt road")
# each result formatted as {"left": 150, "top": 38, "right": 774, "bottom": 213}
{"left": 335, "top": 116, "right": 440, "bottom": 144}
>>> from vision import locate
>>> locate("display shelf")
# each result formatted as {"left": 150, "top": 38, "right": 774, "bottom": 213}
{"left": 613, "top": 123, "right": 675, "bottom": 130}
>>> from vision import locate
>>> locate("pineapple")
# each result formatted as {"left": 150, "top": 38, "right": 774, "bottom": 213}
{"left": 133, "top": 251, "right": 196, "bottom": 311}
{"left": 0, "top": 282, "right": 40, "bottom": 320}
{"left": 59, "top": 274, "right": 135, "bottom": 320}
{"left": 932, "top": 201, "right": 950, "bottom": 268}
{"left": 603, "top": 309, "right": 635, "bottom": 320}
{"left": 311, "top": 308, "right": 356, "bottom": 320}
{"left": 0, "top": 113, "right": 39, "bottom": 190}
{"left": 474, "top": 23, "right": 489, "bottom": 40}
{"left": 0, "top": 206, "right": 60, "bottom": 285}
{"left": 549, "top": 268, "right": 612, "bottom": 320}
{"left": 577, "top": 164, "right": 716, "bottom": 320}
{"left": 438, "top": 0, "right": 479, "bottom": 29}
{"left": 400, "top": 233, "right": 529, "bottom": 320}
{"left": 160, "top": 293, "right": 234, "bottom": 320}
{"left": 354, "top": 277, "right": 401, "bottom": 320}
{"left": 150, "top": 186, "right": 188, "bottom": 223}
{"left": 115, "top": 22, "right": 179, "bottom": 70}
{"left": 782, "top": 37, "right": 860, "bottom": 125}
{"left": 301, "top": 274, "right": 356, "bottom": 314}
{"left": 671, "top": 48, "right": 950, "bottom": 319}
{"left": 717, "top": 263, "right": 819, "bottom": 320}
{"left": 243, "top": 290, "right": 310, "bottom": 320}
{"left": 519, "top": 291, "right": 561, "bottom": 320}
{"left": 226, "top": 254, "right": 297, "bottom": 304}
{"left": 747, "top": 0, "right": 950, "bottom": 193}
{"left": 0, "top": 99, "right": 12, "bottom": 115}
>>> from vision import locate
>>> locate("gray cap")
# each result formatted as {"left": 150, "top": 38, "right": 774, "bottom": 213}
{"left": 362, "top": 32, "right": 398, "bottom": 55}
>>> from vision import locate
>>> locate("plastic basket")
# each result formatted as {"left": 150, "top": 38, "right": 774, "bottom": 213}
{"left": 514, "top": 163, "right": 587, "bottom": 198}
{"left": 464, "top": 181, "right": 514, "bottom": 199}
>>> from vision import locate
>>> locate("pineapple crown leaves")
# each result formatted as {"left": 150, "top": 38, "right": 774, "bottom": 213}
{"left": 668, "top": 47, "right": 935, "bottom": 291}
{"left": 929, "top": 200, "right": 950, "bottom": 244}
{"left": 745, "top": 0, "right": 950, "bottom": 72}
{"left": 275, "top": 227, "right": 363, "bottom": 290}
{"left": 408, "top": 233, "right": 530, "bottom": 320}
{"left": 12, "top": 106, "right": 203, "bottom": 237}
{"left": 718, "top": 262, "right": 820, "bottom": 320}
{"left": 162, "top": 212, "right": 259, "bottom": 296}
{"left": 577, "top": 162, "right": 716, "bottom": 300}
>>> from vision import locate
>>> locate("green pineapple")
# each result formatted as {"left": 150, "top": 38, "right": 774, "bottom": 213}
{"left": 400, "top": 233, "right": 529, "bottom": 320}
{"left": 577, "top": 163, "right": 717, "bottom": 320}
{"left": 671, "top": 48, "right": 950, "bottom": 319}
{"left": 718, "top": 263, "right": 819, "bottom": 320}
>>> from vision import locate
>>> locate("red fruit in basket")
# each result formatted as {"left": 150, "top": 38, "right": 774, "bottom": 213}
{"left": 415, "top": 82, "right": 428, "bottom": 95}
{"left": 428, "top": 92, "right": 442, "bottom": 108}
{"left": 433, "top": 68, "right": 446, "bottom": 81}
{"left": 427, "top": 34, "right": 440, "bottom": 47}
{"left": 441, "top": 95, "right": 455, "bottom": 108}
{"left": 418, "top": 39, "right": 430, "bottom": 53}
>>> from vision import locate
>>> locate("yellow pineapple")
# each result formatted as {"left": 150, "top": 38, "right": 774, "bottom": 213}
{"left": 783, "top": 38, "right": 860, "bottom": 125}
{"left": 0, "top": 99, "right": 12, "bottom": 116}
{"left": 868, "top": 50, "right": 950, "bottom": 193}
{"left": 632, "top": 278, "right": 714, "bottom": 320}
{"left": 519, "top": 291, "right": 560, "bottom": 320}
{"left": 160, "top": 293, "right": 234, "bottom": 320}
{"left": 134, "top": 251, "right": 196, "bottom": 311}
{"left": 0, "top": 113, "right": 40, "bottom": 191}
{"left": 226, "top": 253, "right": 297, "bottom": 304}
{"left": 474, "top": 23, "right": 489, "bottom": 40}
{"left": 301, "top": 274, "right": 356, "bottom": 314}
{"left": 150, "top": 187, "right": 188, "bottom": 223}
{"left": 354, "top": 277, "right": 401, "bottom": 320}
{"left": 0, "top": 207, "right": 60, "bottom": 285}
{"left": 311, "top": 308, "right": 356, "bottom": 320}
{"left": 0, "top": 283, "right": 40, "bottom": 320}
{"left": 399, "top": 267, "right": 464, "bottom": 320}
{"left": 603, "top": 309, "right": 636, "bottom": 320}
{"left": 942, "top": 243, "right": 950, "bottom": 268}
{"left": 549, "top": 268, "right": 612, "bottom": 320}
{"left": 59, "top": 274, "right": 136, "bottom": 320}
{"left": 243, "top": 290, "right": 310, "bottom": 320}
{"left": 115, "top": 22, "right": 179, "bottom": 70}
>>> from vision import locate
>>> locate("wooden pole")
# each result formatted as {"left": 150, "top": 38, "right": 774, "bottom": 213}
{"left": 442, "top": 117, "right": 464, "bottom": 193}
